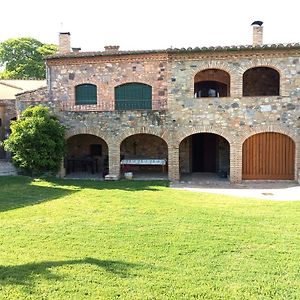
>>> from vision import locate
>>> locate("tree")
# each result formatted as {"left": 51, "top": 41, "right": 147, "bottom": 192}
{"left": 0, "top": 38, "right": 57, "bottom": 79}
{"left": 4, "top": 105, "right": 66, "bottom": 176}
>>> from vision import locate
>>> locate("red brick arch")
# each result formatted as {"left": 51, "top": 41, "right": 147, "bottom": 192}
{"left": 176, "top": 126, "right": 235, "bottom": 146}
{"left": 116, "top": 127, "right": 170, "bottom": 147}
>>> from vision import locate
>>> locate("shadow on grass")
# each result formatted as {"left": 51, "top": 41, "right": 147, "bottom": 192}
{"left": 0, "top": 176, "right": 169, "bottom": 213}
{"left": 47, "top": 177, "right": 169, "bottom": 192}
{"left": 0, "top": 257, "right": 143, "bottom": 286}
{"left": 0, "top": 176, "right": 77, "bottom": 213}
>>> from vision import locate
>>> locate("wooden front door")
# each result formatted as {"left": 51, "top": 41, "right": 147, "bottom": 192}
{"left": 242, "top": 132, "right": 295, "bottom": 180}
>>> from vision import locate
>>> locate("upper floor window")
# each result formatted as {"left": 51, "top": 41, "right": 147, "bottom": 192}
{"left": 243, "top": 67, "right": 280, "bottom": 96}
{"left": 194, "top": 69, "right": 230, "bottom": 98}
{"left": 75, "top": 84, "right": 97, "bottom": 105}
{"left": 115, "top": 83, "right": 152, "bottom": 110}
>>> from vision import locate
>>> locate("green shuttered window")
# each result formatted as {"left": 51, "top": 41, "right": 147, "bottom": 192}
{"left": 115, "top": 83, "right": 152, "bottom": 110}
{"left": 75, "top": 84, "right": 97, "bottom": 105}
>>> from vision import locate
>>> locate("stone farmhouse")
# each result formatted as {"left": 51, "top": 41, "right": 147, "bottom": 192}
{"left": 13, "top": 24, "right": 300, "bottom": 182}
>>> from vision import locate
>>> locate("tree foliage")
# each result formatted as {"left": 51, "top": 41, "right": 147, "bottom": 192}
{"left": 4, "top": 105, "right": 66, "bottom": 176}
{"left": 0, "top": 38, "right": 57, "bottom": 79}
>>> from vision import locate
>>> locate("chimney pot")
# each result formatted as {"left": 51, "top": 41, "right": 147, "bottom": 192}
{"left": 104, "top": 45, "right": 120, "bottom": 53}
{"left": 72, "top": 47, "right": 81, "bottom": 53}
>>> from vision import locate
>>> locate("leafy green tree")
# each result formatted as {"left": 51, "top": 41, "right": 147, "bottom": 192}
{"left": 0, "top": 38, "right": 57, "bottom": 79}
{"left": 4, "top": 105, "right": 66, "bottom": 176}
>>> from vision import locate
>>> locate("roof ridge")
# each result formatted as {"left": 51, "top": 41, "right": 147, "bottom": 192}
{"left": 0, "top": 81, "right": 23, "bottom": 90}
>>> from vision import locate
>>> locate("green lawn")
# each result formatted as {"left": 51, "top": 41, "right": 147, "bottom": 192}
{"left": 0, "top": 176, "right": 299, "bottom": 300}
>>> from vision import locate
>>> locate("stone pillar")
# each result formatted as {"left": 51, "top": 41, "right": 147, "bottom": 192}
{"left": 108, "top": 143, "right": 120, "bottom": 179}
{"left": 58, "top": 160, "right": 66, "bottom": 178}
{"left": 229, "top": 142, "right": 243, "bottom": 183}
{"left": 168, "top": 145, "right": 180, "bottom": 181}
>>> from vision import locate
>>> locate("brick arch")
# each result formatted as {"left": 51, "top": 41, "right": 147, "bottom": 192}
{"left": 191, "top": 61, "right": 234, "bottom": 78}
{"left": 65, "top": 127, "right": 111, "bottom": 145}
{"left": 240, "top": 125, "right": 297, "bottom": 144}
{"left": 113, "top": 80, "right": 153, "bottom": 89}
{"left": 176, "top": 126, "right": 235, "bottom": 146}
{"left": 238, "top": 59, "right": 282, "bottom": 76}
{"left": 116, "top": 127, "right": 170, "bottom": 147}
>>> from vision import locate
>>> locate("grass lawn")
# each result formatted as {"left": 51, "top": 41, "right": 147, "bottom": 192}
{"left": 0, "top": 176, "right": 299, "bottom": 300}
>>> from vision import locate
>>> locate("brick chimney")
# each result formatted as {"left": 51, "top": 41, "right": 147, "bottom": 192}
{"left": 59, "top": 32, "right": 71, "bottom": 53}
{"left": 104, "top": 45, "right": 120, "bottom": 53}
{"left": 252, "top": 24, "right": 263, "bottom": 46}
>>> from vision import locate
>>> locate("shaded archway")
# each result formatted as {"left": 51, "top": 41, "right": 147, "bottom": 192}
{"left": 180, "top": 133, "right": 230, "bottom": 177}
{"left": 120, "top": 134, "right": 168, "bottom": 178}
{"left": 243, "top": 67, "right": 280, "bottom": 96}
{"left": 194, "top": 69, "right": 230, "bottom": 97}
{"left": 242, "top": 132, "right": 295, "bottom": 180}
{"left": 66, "top": 134, "right": 108, "bottom": 177}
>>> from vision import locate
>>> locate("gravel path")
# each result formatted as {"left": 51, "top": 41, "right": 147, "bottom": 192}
{"left": 171, "top": 181, "right": 300, "bottom": 201}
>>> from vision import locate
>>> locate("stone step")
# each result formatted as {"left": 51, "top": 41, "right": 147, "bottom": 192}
{"left": 0, "top": 160, "right": 18, "bottom": 176}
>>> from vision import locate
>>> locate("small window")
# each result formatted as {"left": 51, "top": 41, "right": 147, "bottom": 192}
{"left": 75, "top": 84, "right": 97, "bottom": 105}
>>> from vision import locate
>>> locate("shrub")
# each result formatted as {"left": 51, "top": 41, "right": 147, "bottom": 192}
{"left": 4, "top": 105, "right": 66, "bottom": 176}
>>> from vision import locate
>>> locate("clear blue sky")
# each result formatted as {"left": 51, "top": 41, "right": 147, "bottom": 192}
{"left": 1, "top": 0, "right": 300, "bottom": 51}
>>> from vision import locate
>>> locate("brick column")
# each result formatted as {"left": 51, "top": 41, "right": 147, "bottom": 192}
{"left": 229, "top": 142, "right": 243, "bottom": 183}
{"left": 0, "top": 106, "right": 5, "bottom": 141}
{"left": 168, "top": 145, "right": 180, "bottom": 181}
{"left": 108, "top": 143, "right": 120, "bottom": 179}
{"left": 295, "top": 140, "right": 300, "bottom": 183}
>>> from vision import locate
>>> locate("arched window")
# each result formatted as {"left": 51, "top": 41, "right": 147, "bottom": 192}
{"left": 115, "top": 83, "right": 152, "bottom": 110}
{"left": 75, "top": 84, "right": 97, "bottom": 105}
{"left": 243, "top": 67, "right": 280, "bottom": 96}
{"left": 194, "top": 69, "right": 230, "bottom": 98}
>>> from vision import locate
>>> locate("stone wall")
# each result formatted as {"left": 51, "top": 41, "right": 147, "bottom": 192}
{"left": 16, "top": 48, "right": 300, "bottom": 182}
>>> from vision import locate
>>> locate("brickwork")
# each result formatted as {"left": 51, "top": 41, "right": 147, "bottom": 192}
{"left": 15, "top": 45, "right": 300, "bottom": 183}
{"left": 48, "top": 54, "right": 168, "bottom": 111}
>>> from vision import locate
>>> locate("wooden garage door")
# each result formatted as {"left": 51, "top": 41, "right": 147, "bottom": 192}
{"left": 242, "top": 132, "right": 295, "bottom": 180}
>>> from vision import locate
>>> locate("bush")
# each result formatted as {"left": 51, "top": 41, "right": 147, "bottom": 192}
{"left": 4, "top": 105, "right": 66, "bottom": 176}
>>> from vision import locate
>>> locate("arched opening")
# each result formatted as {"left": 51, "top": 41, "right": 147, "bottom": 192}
{"left": 194, "top": 69, "right": 230, "bottom": 98}
{"left": 120, "top": 134, "right": 168, "bottom": 179}
{"left": 242, "top": 132, "right": 295, "bottom": 180}
{"left": 180, "top": 133, "right": 230, "bottom": 180}
{"left": 115, "top": 83, "right": 152, "bottom": 110}
{"left": 65, "top": 134, "right": 108, "bottom": 178}
{"left": 243, "top": 67, "right": 280, "bottom": 96}
{"left": 75, "top": 84, "right": 97, "bottom": 105}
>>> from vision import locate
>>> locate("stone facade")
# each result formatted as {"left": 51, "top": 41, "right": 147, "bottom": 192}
{"left": 15, "top": 43, "right": 300, "bottom": 183}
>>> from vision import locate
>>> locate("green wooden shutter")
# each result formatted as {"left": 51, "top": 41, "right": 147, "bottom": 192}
{"left": 115, "top": 83, "right": 152, "bottom": 110}
{"left": 75, "top": 84, "right": 97, "bottom": 105}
